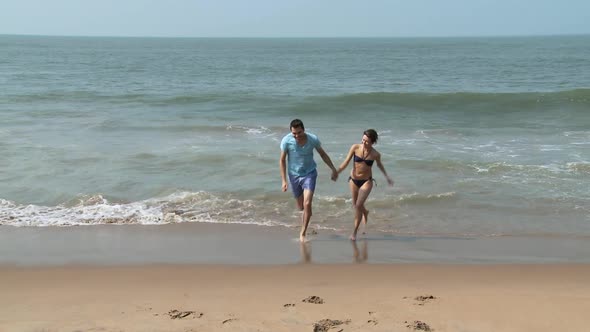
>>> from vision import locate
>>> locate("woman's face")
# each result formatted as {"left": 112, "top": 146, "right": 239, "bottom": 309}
{"left": 361, "top": 134, "right": 373, "bottom": 148}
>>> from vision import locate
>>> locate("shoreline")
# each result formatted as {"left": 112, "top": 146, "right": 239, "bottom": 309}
{"left": 1, "top": 264, "right": 589, "bottom": 332}
{"left": 1, "top": 222, "right": 590, "bottom": 266}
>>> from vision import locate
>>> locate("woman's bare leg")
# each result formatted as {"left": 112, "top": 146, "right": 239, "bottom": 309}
{"left": 350, "top": 181, "right": 373, "bottom": 241}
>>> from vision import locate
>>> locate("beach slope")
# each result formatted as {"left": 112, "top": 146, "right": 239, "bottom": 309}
{"left": 1, "top": 264, "right": 589, "bottom": 332}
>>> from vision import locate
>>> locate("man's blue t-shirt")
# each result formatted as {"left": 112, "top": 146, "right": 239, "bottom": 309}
{"left": 280, "top": 132, "right": 321, "bottom": 177}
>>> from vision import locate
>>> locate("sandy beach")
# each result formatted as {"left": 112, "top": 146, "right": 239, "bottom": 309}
{"left": 1, "top": 264, "right": 589, "bottom": 332}
{"left": 0, "top": 223, "right": 589, "bottom": 332}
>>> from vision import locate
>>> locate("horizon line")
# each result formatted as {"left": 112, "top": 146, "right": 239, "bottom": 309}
{"left": 2, "top": 32, "right": 589, "bottom": 39}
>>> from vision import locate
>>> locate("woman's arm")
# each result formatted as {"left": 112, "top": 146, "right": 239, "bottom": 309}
{"left": 375, "top": 152, "right": 394, "bottom": 186}
{"left": 337, "top": 145, "right": 356, "bottom": 174}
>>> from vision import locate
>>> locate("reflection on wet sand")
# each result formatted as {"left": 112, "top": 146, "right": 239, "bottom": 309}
{"left": 351, "top": 239, "right": 368, "bottom": 263}
{"left": 299, "top": 239, "right": 369, "bottom": 263}
{"left": 299, "top": 241, "right": 312, "bottom": 263}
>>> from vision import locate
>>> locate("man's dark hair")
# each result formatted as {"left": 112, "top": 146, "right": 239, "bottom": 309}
{"left": 364, "top": 129, "right": 378, "bottom": 144}
{"left": 290, "top": 119, "right": 305, "bottom": 130}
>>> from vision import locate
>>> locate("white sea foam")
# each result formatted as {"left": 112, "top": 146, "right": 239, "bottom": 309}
{"left": 395, "top": 192, "right": 457, "bottom": 204}
{"left": 539, "top": 145, "right": 563, "bottom": 152}
{"left": 567, "top": 162, "right": 590, "bottom": 174}
{"left": 371, "top": 191, "right": 457, "bottom": 208}
{"left": 225, "top": 125, "right": 274, "bottom": 137}
{"left": 0, "top": 192, "right": 290, "bottom": 228}
{"left": 468, "top": 162, "right": 586, "bottom": 175}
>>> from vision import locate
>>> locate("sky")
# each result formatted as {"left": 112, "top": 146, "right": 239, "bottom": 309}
{"left": 2, "top": 0, "right": 590, "bottom": 38}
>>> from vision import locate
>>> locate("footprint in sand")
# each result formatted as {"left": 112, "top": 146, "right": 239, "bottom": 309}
{"left": 302, "top": 295, "right": 324, "bottom": 304}
{"left": 167, "top": 310, "right": 203, "bottom": 319}
{"left": 313, "top": 319, "right": 350, "bottom": 332}
{"left": 222, "top": 318, "right": 237, "bottom": 324}
{"left": 414, "top": 295, "right": 437, "bottom": 306}
{"left": 283, "top": 303, "right": 296, "bottom": 307}
{"left": 406, "top": 320, "right": 432, "bottom": 331}
{"left": 366, "top": 311, "right": 378, "bottom": 325}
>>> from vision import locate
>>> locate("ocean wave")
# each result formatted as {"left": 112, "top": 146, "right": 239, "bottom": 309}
{"left": 563, "top": 130, "right": 590, "bottom": 139}
{"left": 470, "top": 162, "right": 585, "bottom": 176}
{"left": 155, "top": 94, "right": 226, "bottom": 105}
{"left": 96, "top": 122, "right": 283, "bottom": 138}
{"left": 225, "top": 124, "right": 276, "bottom": 137}
{"left": 397, "top": 159, "right": 471, "bottom": 172}
{"left": 315, "top": 89, "right": 590, "bottom": 111}
{"left": 4, "top": 91, "right": 248, "bottom": 107}
{"left": 567, "top": 162, "right": 590, "bottom": 174}
{"left": 0, "top": 190, "right": 459, "bottom": 228}
{"left": 397, "top": 159, "right": 588, "bottom": 176}
{"left": 5, "top": 91, "right": 152, "bottom": 104}
{"left": 396, "top": 192, "right": 458, "bottom": 205}
{"left": 368, "top": 192, "right": 457, "bottom": 207}
{"left": 0, "top": 129, "right": 11, "bottom": 138}
{"left": 7, "top": 89, "right": 590, "bottom": 111}
{"left": 0, "top": 192, "right": 290, "bottom": 227}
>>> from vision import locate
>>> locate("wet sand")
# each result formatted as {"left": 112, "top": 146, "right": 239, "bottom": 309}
{"left": 1, "top": 223, "right": 590, "bottom": 331}
{"left": 1, "top": 222, "right": 590, "bottom": 265}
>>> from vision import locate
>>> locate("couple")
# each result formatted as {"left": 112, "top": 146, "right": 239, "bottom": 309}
{"left": 279, "top": 119, "right": 394, "bottom": 242}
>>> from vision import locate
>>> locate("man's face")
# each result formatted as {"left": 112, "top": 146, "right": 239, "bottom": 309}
{"left": 291, "top": 126, "right": 305, "bottom": 143}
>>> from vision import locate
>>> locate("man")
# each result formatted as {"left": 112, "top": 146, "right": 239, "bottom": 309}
{"left": 280, "top": 119, "right": 338, "bottom": 242}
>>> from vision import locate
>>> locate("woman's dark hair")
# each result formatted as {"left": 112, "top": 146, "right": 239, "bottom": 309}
{"left": 364, "top": 129, "right": 378, "bottom": 144}
{"left": 290, "top": 119, "right": 305, "bottom": 130}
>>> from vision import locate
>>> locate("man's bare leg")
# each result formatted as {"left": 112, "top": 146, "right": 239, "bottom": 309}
{"left": 299, "top": 189, "right": 314, "bottom": 242}
{"left": 295, "top": 194, "right": 305, "bottom": 241}
{"left": 296, "top": 194, "right": 304, "bottom": 210}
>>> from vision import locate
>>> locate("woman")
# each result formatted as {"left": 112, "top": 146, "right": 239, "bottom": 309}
{"left": 337, "top": 129, "right": 394, "bottom": 241}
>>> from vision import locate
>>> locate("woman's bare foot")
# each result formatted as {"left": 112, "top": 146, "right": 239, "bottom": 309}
{"left": 349, "top": 234, "right": 357, "bottom": 241}
{"left": 362, "top": 209, "right": 369, "bottom": 234}
{"left": 362, "top": 208, "right": 369, "bottom": 224}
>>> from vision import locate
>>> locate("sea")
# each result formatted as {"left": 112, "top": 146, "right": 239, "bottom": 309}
{"left": 1, "top": 35, "right": 589, "bottom": 240}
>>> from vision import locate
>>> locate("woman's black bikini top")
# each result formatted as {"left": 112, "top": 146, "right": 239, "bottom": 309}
{"left": 353, "top": 154, "right": 374, "bottom": 166}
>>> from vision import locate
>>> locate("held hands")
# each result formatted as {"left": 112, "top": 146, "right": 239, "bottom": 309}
{"left": 331, "top": 169, "right": 338, "bottom": 182}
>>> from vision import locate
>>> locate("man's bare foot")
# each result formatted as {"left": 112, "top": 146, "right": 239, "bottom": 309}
{"left": 300, "top": 234, "right": 307, "bottom": 242}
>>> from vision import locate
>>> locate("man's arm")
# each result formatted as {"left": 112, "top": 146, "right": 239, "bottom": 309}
{"left": 280, "top": 150, "right": 288, "bottom": 192}
{"left": 316, "top": 146, "right": 338, "bottom": 181}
